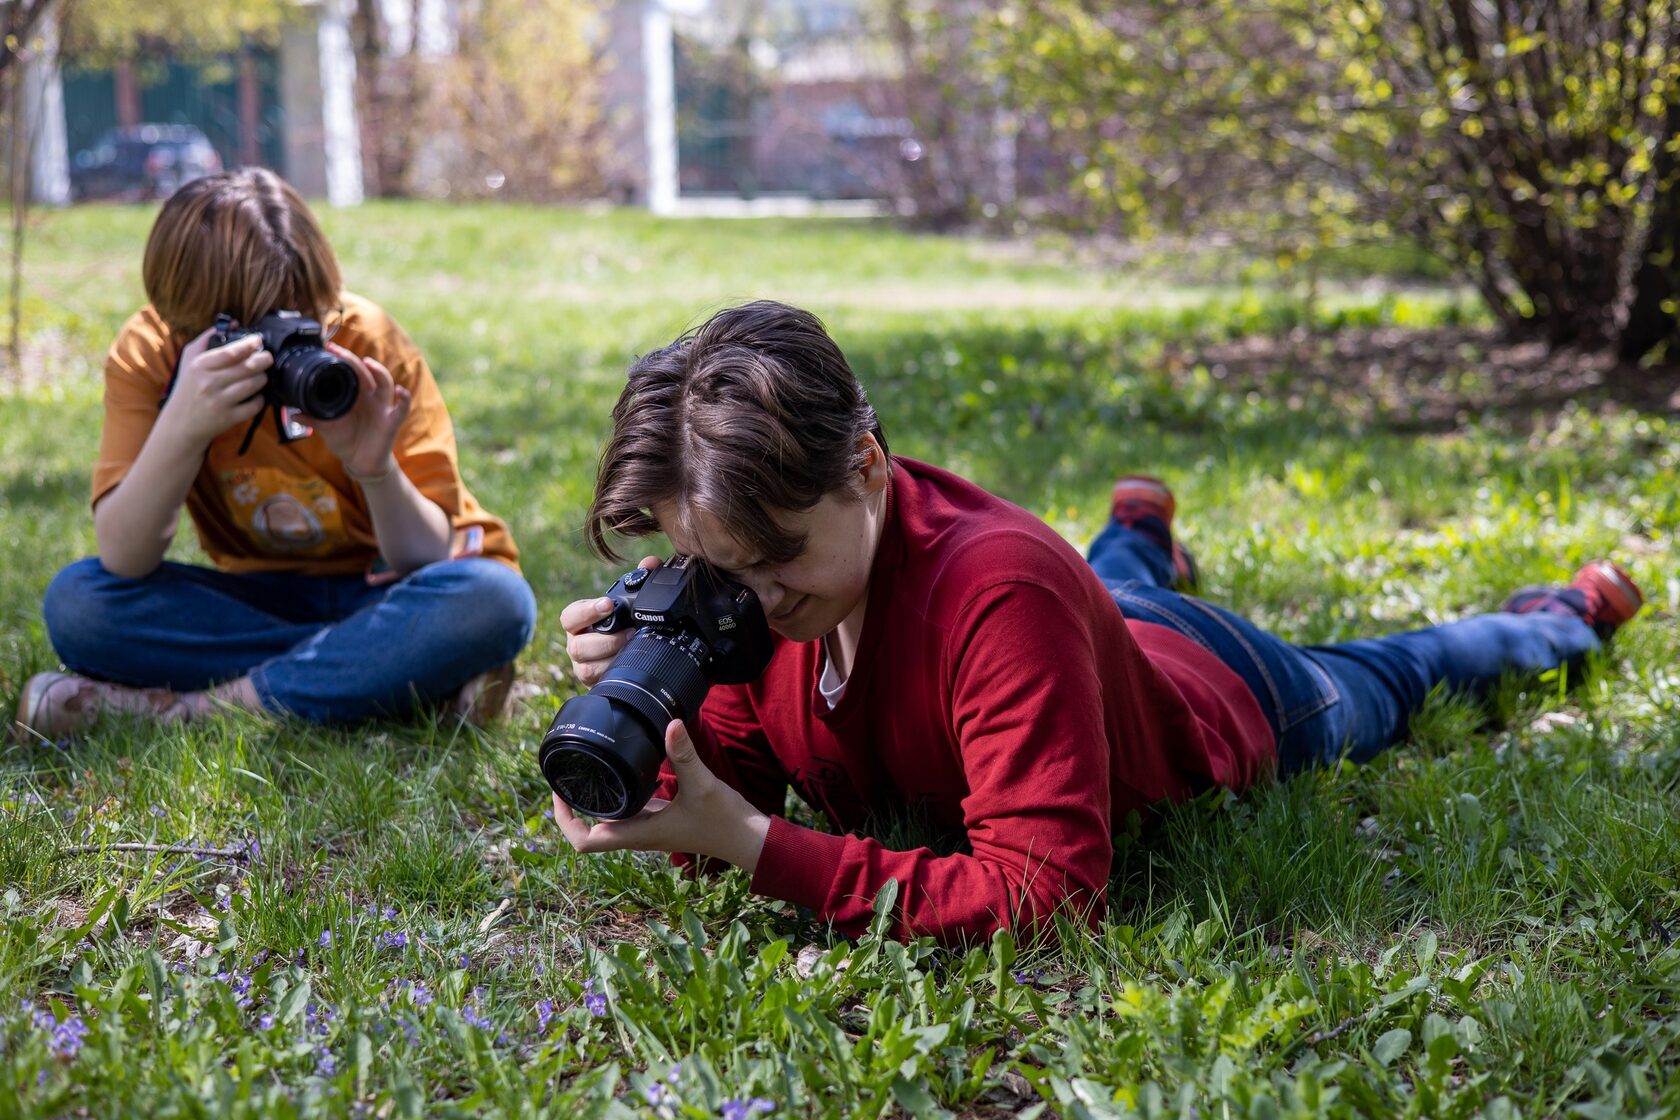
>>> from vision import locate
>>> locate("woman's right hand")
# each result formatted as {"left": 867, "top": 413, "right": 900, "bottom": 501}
{"left": 562, "top": 555, "right": 662, "bottom": 687}
{"left": 158, "top": 327, "right": 273, "bottom": 446}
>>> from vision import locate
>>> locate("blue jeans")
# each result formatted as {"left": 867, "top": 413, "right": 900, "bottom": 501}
{"left": 1086, "top": 520, "right": 1602, "bottom": 774}
{"left": 42, "top": 557, "right": 537, "bottom": 723}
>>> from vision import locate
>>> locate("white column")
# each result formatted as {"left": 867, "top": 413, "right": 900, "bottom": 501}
{"left": 24, "top": 10, "right": 70, "bottom": 207}
{"left": 318, "top": 0, "right": 365, "bottom": 206}
{"left": 642, "top": 1, "right": 678, "bottom": 215}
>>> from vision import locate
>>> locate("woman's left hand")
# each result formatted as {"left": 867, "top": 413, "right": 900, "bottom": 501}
{"left": 308, "top": 344, "right": 412, "bottom": 480}
{"left": 551, "top": 720, "right": 771, "bottom": 873}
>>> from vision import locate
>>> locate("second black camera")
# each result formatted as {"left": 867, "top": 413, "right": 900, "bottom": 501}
{"left": 540, "top": 555, "right": 773, "bottom": 820}
{"left": 211, "top": 310, "right": 358, "bottom": 420}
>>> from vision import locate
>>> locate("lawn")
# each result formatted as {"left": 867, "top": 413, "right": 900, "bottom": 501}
{"left": 1, "top": 202, "right": 1676, "bottom": 1118}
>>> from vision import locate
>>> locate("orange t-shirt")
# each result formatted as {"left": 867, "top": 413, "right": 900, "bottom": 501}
{"left": 93, "top": 291, "right": 520, "bottom": 575}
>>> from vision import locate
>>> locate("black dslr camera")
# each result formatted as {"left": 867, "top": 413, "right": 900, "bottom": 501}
{"left": 540, "top": 555, "right": 773, "bottom": 820}
{"left": 210, "top": 310, "right": 359, "bottom": 421}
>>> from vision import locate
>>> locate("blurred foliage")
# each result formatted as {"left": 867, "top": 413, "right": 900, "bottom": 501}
{"left": 989, "top": 0, "right": 1680, "bottom": 362}
{"left": 354, "top": 0, "right": 607, "bottom": 203}
{"left": 59, "top": 0, "right": 293, "bottom": 64}
{"left": 427, "top": 0, "right": 608, "bottom": 201}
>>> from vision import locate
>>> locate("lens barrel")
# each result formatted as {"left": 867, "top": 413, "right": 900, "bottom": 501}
{"left": 540, "top": 627, "right": 711, "bottom": 819}
{"left": 274, "top": 348, "right": 359, "bottom": 419}
{"left": 540, "top": 693, "right": 664, "bottom": 819}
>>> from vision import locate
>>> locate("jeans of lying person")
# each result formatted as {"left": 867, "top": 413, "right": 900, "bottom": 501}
{"left": 1084, "top": 517, "right": 1600, "bottom": 772}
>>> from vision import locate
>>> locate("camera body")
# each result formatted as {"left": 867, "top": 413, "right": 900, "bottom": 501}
{"left": 540, "top": 555, "right": 773, "bottom": 819}
{"left": 588, "top": 555, "right": 771, "bottom": 684}
{"left": 210, "top": 310, "right": 358, "bottom": 420}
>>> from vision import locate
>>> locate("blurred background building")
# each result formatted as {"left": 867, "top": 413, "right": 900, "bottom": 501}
{"left": 19, "top": 0, "right": 1014, "bottom": 218}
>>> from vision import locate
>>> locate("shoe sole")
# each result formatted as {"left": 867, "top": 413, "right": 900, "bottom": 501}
{"left": 12, "top": 672, "right": 75, "bottom": 744}
{"left": 1575, "top": 560, "right": 1643, "bottom": 627}
{"left": 1111, "top": 475, "right": 1176, "bottom": 526}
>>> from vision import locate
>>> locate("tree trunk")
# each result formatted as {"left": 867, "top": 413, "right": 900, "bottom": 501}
{"left": 351, "top": 0, "right": 387, "bottom": 197}
{"left": 0, "top": 0, "right": 55, "bottom": 84}
{"left": 1617, "top": 103, "right": 1680, "bottom": 364}
{"left": 7, "top": 55, "right": 28, "bottom": 375}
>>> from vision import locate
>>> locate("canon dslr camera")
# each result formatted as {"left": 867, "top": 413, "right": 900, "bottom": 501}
{"left": 540, "top": 555, "right": 773, "bottom": 820}
{"left": 210, "top": 310, "right": 359, "bottom": 420}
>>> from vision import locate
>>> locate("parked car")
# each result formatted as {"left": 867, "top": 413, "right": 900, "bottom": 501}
{"left": 70, "top": 125, "right": 223, "bottom": 202}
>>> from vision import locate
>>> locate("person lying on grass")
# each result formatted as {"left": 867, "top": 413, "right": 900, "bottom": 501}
{"left": 553, "top": 300, "right": 1643, "bottom": 945}
{"left": 14, "top": 168, "right": 535, "bottom": 742}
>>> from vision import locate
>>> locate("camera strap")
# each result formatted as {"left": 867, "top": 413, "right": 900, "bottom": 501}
{"left": 234, "top": 401, "right": 312, "bottom": 456}
{"left": 233, "top": 403, "right": 277, "bottom": 456}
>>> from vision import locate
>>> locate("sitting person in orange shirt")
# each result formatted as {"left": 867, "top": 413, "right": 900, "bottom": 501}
{"left": 14, "top": 168, "right": 535, "bottom": 739}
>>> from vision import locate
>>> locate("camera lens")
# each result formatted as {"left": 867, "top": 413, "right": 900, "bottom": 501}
{"left": 540, "top": 693, "right": 660, "bottom": 819}
{"left": 274, "top": 348, "right": 359, "bottom": 419}
{"left": 540, "top": 627, "right": 712, "bottom": 819}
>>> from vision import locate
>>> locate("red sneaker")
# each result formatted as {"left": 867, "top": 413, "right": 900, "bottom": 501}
{"left": 1570, "top": 560, "right": 1644, "bottom": 636}
{"left": 1110, "top": 474, "right": 1199, "bottom": 591}
{"left": 1111, "top": 475, "right": 1176, "bottom": 527}
{"left": 1501, "top": 559, "right": 1644, "bottom": 639}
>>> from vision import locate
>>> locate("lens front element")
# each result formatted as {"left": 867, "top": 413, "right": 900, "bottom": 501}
{"left": 275, "top": 349, "right": 359, "bottom": 419}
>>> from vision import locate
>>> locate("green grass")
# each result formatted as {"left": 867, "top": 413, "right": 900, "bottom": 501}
{"left": 1, "top": 201, "right": 1677, "bottom": 1118}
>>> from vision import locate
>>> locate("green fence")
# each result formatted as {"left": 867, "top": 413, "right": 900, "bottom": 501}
{"left": 60, "top": 53, "right": 285, "bottom": 174}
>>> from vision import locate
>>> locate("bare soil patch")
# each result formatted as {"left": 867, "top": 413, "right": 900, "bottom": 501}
{"left": 1171, "top": 325, "right": 1680, "bottom": 430}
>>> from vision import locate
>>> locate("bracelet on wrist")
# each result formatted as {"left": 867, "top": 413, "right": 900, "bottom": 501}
{"left": 346, "top": 459, "right": 398, "bottom": 485}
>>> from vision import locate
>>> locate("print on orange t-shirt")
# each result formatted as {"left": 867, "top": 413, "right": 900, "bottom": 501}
{"left": 220, "top": 466, "right": 346, "bottom": 556}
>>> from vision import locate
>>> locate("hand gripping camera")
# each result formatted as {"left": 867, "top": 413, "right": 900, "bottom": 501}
{"left": 540, "top": 556, "right": 773, "bottom": 820}
{"left": 209, "top": 310, "right": 359, "bottom": 453}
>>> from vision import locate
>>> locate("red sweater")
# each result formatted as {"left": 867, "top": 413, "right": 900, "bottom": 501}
{"left": 670, "top": 457, "right": 1274, "bottom": 943}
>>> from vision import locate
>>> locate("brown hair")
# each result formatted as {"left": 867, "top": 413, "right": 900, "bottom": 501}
{"left": 141, "top": 167, "right": 342, "bottom": 337}
{"left": 587, "top": 300, "right": 889, "bottom": 562}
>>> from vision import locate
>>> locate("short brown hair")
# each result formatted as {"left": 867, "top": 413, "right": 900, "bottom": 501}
{"left": 587, "top": 301, "right": 889, "bottom": 562}
{"left": 141, "top": 167, "right": 342, "bottom": 337}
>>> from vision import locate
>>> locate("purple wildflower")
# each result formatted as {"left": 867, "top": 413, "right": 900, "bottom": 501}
{"left": 304, "top": 1002, "right": 337, "bottom": 1039}
{"left": 258, "top": 1013, "right": 276, "bottom": 1031}
{"left": 382, "top": 905, "right": 398, "bottom": 921}
{"left": 239, "top": 835, "right": 261, "bottom": 863}
{"left": 409, "top": 981, "right": 433, "bottom": 1009}
{"left": 642, "top": 1083, "right": 672, "bottom": 1108}
{"left": 458, "top": 953, "right": 471, "bottom": 969}
{"left": 217, "top": 970, "right": 253, "bottom": 1004}
{"left": 535, "top": 999, "right": 557, "bottom": 1033}
{"left": 378, "top": 929, "right": 409, "bottom": 951}
{"left": 36, "top": 1069, "right": 48, "bottom": 1087}
{"left": 49, "top": 1015, "right": 89, "bottom": 1060}
{"left": 463, "top": 986, "right": 493, "bottom": 1031}
{"left": 721, "top": 1099, "right": 776, "bottom": 1120}
{"left": 668, "top": 1063, "right": 682, "bottom": 1082}
{"left": 319, "top": 930, "right": 333, "bottom": 948}
{"left": 315, "top": 1047, "right": 337, "bottom": 1077}
{"left": 581, "top": 978, "right": 607, "bottom": 1017}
